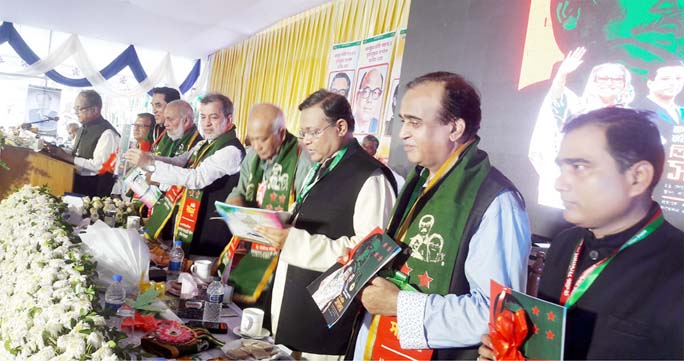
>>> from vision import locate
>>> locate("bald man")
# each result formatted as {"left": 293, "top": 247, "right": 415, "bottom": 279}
{"left": 153, "top": 98, "right": 202, "bottom": 158}
{"left": 220, "top": 103, "right": 313, "bottom": 305}
{"left": 354, "top": 68, "right": 385, "bottom": 133}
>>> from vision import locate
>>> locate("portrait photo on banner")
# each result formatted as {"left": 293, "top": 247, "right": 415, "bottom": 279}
{"left": 353, "top": 64, "right": 388, "bottom": 135}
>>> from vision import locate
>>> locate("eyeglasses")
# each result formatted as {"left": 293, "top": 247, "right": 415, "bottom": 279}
{"left": 595, "top": 76, "right": 625, "bottom": 84}
{"left": 73, "top": 105, "right": 94, "bottom": 113}
{"left": 297, "top": 124, "right": 334, "bottom": 139}
{"left": 132, "top": 124, "right": 151, "bottom": 129}
{"left": 330, "top": 88, "right": 349, "bottom": 96}
{"left": 358, "top": 87, "right": 383, "bottom": 100}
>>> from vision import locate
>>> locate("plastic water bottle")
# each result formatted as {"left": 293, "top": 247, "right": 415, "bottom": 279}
{"left": 104, "top": 274, "right": 126, "bottom": 314}
{"left": 168, "top": 241, "right": 184, "bottom": 283}
{"left": 103, "top": 202, "right": 117, "bottom": 227}
{"left": 203, "top": 277, "right": 224, "bottom": 322}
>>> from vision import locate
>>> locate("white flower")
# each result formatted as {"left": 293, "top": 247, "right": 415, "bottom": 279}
{"left": 0, "top": 186, "right": 117, "bottom": 360}
{"left": 25, "top": 346, "right": 55, "bottom": 361}
{"left": 91, "top": 345, "right": 117, "bottom": 361}
{"left": 87, "top": 331, "right": 103, "bottom": 349}
{"left": 57, "top": 333, "right": 85, "bottom": 357}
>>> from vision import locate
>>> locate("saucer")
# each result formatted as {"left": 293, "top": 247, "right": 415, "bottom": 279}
{"left": 232, "top": 326, "right": 270, "bottom": 340}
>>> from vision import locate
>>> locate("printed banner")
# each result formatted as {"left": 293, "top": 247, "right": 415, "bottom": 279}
{"left": 327, "top": 40, "right": 361, "bottom": 102}
{"left": 353, "top": 31, "right": 395, "bottom": 136}
{"left": 377, "top": 29, "right": 406, "bottom": 164}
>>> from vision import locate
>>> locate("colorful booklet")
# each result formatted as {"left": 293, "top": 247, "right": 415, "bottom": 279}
{"left": 123, "top": 167, "right": 162, "bottom": 208}
{"left": 489, "top": 280, "right": 566, "bottom": 360}
{"left": 214, "top": 201, "right": 291, "bottom": 246}
{"left": 307, "top": 228, "right": 402, "bottom": 327}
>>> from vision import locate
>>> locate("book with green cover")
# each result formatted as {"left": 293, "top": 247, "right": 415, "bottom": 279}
{"left": 489, "top": 280, "right": 566, "bottom": 360}
{"left": 307, "top": 228, "right": 401, "bottom": 327}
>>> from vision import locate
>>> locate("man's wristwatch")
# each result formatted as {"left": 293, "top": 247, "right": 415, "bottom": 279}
{"left": 142, "top": 162, "right": 156, "bottom": 173}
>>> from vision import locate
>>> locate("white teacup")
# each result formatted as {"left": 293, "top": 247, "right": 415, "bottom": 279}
{"left": 190, "top": 260, "right": 212, "bottom": 280}
{"left": 240, "top": 308, "right": 264, "bottom": 337}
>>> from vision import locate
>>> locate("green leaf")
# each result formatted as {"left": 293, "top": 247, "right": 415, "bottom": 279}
{"left": 133, "top": 289, "right": 161, "bottom": 309}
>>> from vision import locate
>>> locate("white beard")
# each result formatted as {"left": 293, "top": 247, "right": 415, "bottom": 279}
{"left": 167, "top": 127, "right": 183, "bottom": 140}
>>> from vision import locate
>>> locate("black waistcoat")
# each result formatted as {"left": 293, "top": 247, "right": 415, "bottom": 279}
{"left": 188, "top": 138, "right": 245, "bottom": 257}
{"left": 72, "top": 116, "right": 119, "bottom": 159}
{"left": 275, "top": 140, "right": 396, "bottom": 355}
{"left": 433, "top": 167, "right": 522, "bottom": 360}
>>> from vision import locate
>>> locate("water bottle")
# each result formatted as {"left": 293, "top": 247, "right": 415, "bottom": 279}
{"left": 168, "top": 241, "right": 184, "bottom": 283}
{"left": 203, "top": 277, "right": 224, "bottom": 322}
{"left": 103, "top": 202, "right": 117, "bottom": 227}
{"left": 104, "top": 274, "right": 126, "bottom": 314}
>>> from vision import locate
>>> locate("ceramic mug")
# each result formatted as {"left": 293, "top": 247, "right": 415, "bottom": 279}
{"left": 240, "top": 308, "right": 264, "bottom": 337}
{"left": 190, "top": 260, "right": 212, "bottom": 280}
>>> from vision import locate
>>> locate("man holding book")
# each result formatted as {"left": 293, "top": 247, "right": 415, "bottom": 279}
{"left": 219, "top": 103, "right": 313, "bottom": 305}
{"left": 258, "top": 90, "right": 397, "bottom": 359}
{"left": 478, "top": 108, "right": 684, "bottom": 359}
{"left": 351, "top": 72, "right": 531, "bottom": 360}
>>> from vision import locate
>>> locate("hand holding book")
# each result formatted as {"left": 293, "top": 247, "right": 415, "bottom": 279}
{"left": 307, "top": 228, "right": 402, "bottom": 327}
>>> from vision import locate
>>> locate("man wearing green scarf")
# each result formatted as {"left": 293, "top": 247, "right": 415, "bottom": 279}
{"left": 151, "top": 88, "right": 201, "bottom": 159}
{"left": 125, "top": 95, "right": 245, "bottom": 256}
{"left": 352, "top": 72, "right": 531, "bottom": 360}
{"left": 219, "top": 103, "right": 312, "bottom": 305}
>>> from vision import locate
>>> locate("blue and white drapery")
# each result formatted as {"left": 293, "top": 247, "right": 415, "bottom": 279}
{"left": 0, "top": 21, "right": 211, "bottom": 97}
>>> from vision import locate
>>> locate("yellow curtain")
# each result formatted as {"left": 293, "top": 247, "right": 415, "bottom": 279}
{"left": 210, "top": 0, "right": 411, "bottom": 139}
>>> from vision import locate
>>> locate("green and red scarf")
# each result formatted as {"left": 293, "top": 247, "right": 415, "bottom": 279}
{"left": 144, "top": 128, "right": 235, "bottom": 248}
{"left": 152, "top": 126, "right": 201, "bottom": 158}
{"left": 364, "top": 138, "right": 491, "bottom": 360}
{"left": 139, "top": 126, "right": 201, "bottom": 218}
{"left": 216, "top": 132, "right": 301, "bottom": 304}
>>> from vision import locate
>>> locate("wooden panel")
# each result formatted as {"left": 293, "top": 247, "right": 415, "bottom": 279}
{"left": 0, "top": 146, "right": 74, "bottom": 200}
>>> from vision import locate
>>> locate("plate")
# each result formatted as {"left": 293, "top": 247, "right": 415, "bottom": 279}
{"left": 222, "top": 339, "right": 278, "bottom": 360}
{"left": 232, "top": 326, "right": 270, "bottom": 340}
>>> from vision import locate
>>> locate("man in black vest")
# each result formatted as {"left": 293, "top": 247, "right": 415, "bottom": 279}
{"left": 258, "top": 90, "right": 397, "bottom": 358}
{"left": 125, "top": 95, "right": 244, "bottom": 256}
{"left": 479, "top": 108, "right": 684, "bottom": 360}
{"left": 46, "top": 90, "right": 120, "bottom": 197}
{"left": 351, "top": 72, "right": 531, "bottom": 360}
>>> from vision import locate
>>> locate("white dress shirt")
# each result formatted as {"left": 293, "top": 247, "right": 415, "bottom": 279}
{"left": 150, "top": 139, "right": 243, "bottom": 189}
{"left": 73, "top": 129, "right": 119, "bottom": 176}
{"left": 271, "top": 169, "right": 397, "bottom": 335}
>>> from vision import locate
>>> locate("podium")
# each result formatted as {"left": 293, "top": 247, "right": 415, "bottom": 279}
{"left": 0, "top": 145, "right": 74, "bottom": 200}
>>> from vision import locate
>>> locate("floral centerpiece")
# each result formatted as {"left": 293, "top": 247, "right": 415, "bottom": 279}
{"left": 0, "top": 185, "right": 122, "bottom": 360}
{"left": 82, "top": 196, "right": 137, "bottom": 228}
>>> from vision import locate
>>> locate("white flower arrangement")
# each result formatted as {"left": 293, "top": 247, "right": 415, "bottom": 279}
{"left": 0, "top": 186, "right": 121, "bottom": 360}
{"left": 81, "top": 196, "right": 137, "bottom": 228}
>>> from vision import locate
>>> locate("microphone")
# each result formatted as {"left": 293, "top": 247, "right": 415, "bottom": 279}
{"left": 26, "top": 116, "right": 60, "bottom": 125}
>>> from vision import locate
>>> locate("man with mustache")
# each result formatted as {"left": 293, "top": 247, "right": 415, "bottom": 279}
{"left": 479, "top": 108, "right": 684, "bottom": 359}
{"left": 352, "top": 72, "right": 531, "bottom": 360}
{"left": 125, "top": 94, "right": 244, "bottom": 256}
{"left": 258, "top": 90, "right": 397, "bottom": 359}
{"left": 149, "top": 87, "right": 199, "bottom": 157}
